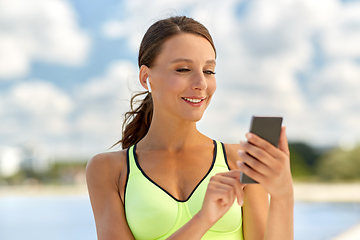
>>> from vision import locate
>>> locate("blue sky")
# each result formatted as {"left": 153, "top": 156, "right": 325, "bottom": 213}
{"left": 1, "top": 0, "right": 360, "bottom": 159}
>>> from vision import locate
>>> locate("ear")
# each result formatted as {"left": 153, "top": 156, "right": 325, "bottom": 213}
{"left": 139, "top": 65, "right": 151, "bottom": 91}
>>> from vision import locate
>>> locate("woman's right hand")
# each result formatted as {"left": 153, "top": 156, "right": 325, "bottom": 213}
{"left": 197, "top": 170, "right": 245, "bottom": 225}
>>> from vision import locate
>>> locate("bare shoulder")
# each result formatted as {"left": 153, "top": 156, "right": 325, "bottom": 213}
{"left": 87, "top": 150, "right": 127, "bottom": 172}
{"left": 86, "top": 149, "right": 128, "bottom": 190}
{"left": 86, "top": 149, "right": 135, "bottom": 239}
{"left": 223, "top": 143, "right": 241, "bottom": 170}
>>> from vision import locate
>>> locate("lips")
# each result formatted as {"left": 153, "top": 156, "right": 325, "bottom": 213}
{"left": 182, "top": 97, "right": 206, "bottom": 103}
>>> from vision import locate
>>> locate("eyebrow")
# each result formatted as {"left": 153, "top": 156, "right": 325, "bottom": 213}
{"left": 170, "top": 58, "right": 216, "bottom": 65}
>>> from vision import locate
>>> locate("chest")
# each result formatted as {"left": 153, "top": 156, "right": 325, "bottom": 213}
{"left": 135, "top": 147, "right": 214, "bottom": 201}
{"left": 124, "top": 162, "right": 243, "bottom": 240}
{"left": 123, "top": 142, "right": 244, "bottom": 240}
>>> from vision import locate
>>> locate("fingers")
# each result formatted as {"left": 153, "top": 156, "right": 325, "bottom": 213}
{"left": 209, "top": 172, "right": 245, "bottom": 205}
{"left": 237, "top": 128, "right": 290, "bottom": 184}
{"left": 219, "top": 169, "right": 242, "bottom": 179}
{"left": 237, "top": 128, "right": 293, "bottom": 198}
{"left": 278, "top": 126, "right": 290, "bottom": 156}
{"left": 239, "top": 140, "right": 278, "bottom": 170}
{"left": 244, "top": 133, "right": 280, "bottom": 157}
{"left": 207, "top": 181, "right": 235, "bottom": 207}
{"left": 218, "top": 174, "right": 245, "bottom": 205}
{"left": 237, "top": 160, "right": 265, "bottom": 183}
{"left": 237, "top": 150, "right": 272, "bottom": 176}
{"left": 240, "top": 132, "right": 287, "bottom": 160}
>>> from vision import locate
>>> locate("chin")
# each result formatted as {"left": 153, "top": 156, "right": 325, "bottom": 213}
{"left": 184, "top": 113, "right": 205, "bottom": 122}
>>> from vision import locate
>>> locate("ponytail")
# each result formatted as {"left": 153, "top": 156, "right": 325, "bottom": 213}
{"left": 112, "top": 91, "right": 153, "bottom": 149}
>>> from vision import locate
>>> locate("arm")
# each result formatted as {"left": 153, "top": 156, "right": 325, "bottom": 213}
{"left": 265, "top": 194, "right": 294, "bottom": 240}
{"left": 86, "top": 152, "right": 135, "bottom": 240}
{"left": 225, "top": 144, "right": 269, "bottom": 240}
{"left": 238, "top": 126, "right": 294, "bottom": 240}
{"left": 242, "top": 185, "right": 269, "bottom": 240}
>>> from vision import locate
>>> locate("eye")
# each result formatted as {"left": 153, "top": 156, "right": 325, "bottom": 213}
{"left": 204, "top": 70, "right": 216, "bottom": 75}
{"left": 176, "top": 68, "right": 190, "bottom": 73}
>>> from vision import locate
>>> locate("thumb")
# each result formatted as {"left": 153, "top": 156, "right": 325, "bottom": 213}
{"left": 278, "top": 126, "right": 290, "bottom": 156}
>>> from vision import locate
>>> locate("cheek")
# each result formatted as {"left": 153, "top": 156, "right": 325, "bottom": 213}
{"left": 165, "top": 76, "right": 187, "bottom": 93}
{"left": 155, "top": 76, "right": 185, "bottom": 102}
{"left": 208, "top": 78, "right": 217, "bottom": 95}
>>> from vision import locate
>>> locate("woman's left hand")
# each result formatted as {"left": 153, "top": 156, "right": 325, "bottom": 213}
{"left": 237, "top": 126, "right": 293, "bottom": 199}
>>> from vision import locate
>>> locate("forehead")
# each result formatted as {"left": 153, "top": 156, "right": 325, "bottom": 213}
{"left": 155, "top": 33, "right": 216, "bottom": 64}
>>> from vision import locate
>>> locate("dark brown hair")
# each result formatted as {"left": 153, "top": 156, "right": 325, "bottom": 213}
{"left": 114, "top": 16, "right": 216, "bottom": 149}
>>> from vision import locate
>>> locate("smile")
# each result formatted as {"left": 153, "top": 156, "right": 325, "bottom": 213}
{"left": 182, "top": 97, "right": 205, "bottom": 103}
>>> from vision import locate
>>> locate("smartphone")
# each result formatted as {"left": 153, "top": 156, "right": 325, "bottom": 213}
{"left": 240, "top": 116, "right": 283, "bottom": 184}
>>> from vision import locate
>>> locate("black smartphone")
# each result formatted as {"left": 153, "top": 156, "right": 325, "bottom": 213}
{"left": 240, "top": 116, "right": 283, "bottom": 184}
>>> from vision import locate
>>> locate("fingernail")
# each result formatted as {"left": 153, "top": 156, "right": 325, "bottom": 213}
{"left": 236, "top": 160, "right": 241, "bottom": 167}
{"left": 246, "top": 133, "right": 253, "bottom": 139}
{"left": 239, "top": 200, "right": 244, "bottom": 206}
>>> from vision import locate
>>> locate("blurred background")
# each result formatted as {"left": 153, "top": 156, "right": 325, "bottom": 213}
{"left": 1, "top": 0, "right": 360, "bottom": 239}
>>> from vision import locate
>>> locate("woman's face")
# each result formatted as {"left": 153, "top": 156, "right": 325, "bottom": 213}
{"left": 148, "top": 33, "right": 216, "bottom": 123}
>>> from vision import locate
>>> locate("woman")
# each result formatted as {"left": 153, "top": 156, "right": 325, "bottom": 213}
{"left": 86, "top": 16, "right": 294, "bottom": 240}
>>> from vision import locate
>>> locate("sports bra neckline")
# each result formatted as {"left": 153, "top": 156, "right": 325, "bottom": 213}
{"left": 132, "top": 140, "right": 217, "bottom": 203}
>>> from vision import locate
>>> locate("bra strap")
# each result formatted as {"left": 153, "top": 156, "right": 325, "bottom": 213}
{"left": 214, "top": 140, "right": 231, "bottom": 170}
{"left": 127, "top": 145, "right": 141, "bottom": 177}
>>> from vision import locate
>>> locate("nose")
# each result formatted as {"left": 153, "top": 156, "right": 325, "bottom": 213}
{"left": 192, "top": 71, "right": 207, "bottom": 91}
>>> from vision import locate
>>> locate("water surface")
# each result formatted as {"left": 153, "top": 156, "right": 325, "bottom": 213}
{"left": 1, "top": 196, "right": 360, "bottom": 240}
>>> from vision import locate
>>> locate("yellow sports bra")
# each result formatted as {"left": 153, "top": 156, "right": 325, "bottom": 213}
{"left": 124, "top": 140, "right": 243, "bottom": 240}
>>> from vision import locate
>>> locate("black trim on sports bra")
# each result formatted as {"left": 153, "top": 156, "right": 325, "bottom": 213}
{"left": 132, "top": 140, "right": 217, "bottom": 203}
{"left": 123, "top": 147, "right": 131, "bottom": 208}
{"left": 221, "top": 142, "right": 232, "bottom": 171}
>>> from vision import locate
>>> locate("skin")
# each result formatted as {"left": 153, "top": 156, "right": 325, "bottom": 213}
{"left": 86, "top": 33, "right": 294, "bottom": 240}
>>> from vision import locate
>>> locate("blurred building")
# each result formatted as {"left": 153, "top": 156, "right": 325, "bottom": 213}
{"left": 0, "top": 143, "right": 52, "bottom": 178}
{"left": 0, "top": 146, "right": 22, "bottom": 177}
{"left": 21, "top": 142, "right": 52, "bottom": 173}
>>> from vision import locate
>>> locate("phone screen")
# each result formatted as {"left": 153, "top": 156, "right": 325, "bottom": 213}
{"left": 240, "top": 116, "right": 283, "bottom": 184}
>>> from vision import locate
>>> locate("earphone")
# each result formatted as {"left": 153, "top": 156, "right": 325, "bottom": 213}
{"left": 146, "top": 77, "right": 152, "bottom": 93}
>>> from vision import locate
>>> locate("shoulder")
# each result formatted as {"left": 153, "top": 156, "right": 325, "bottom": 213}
{"left": 86, "top": 149, "right": 128, "bottom": 184}
{"left": 87, "top": 149, "right": 127, "bottom": 171}
{"left": 86, "top": 149, "right": 136, "bottom": 238}
{"left": 222, "top": 143, "right": 240, "bottom": 170}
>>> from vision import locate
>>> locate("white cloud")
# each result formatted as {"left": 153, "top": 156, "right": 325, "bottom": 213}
{"left": 102, "top": 21, "right": 128, "bottom": 39}
{"left": 4, "top": 0, "right": 360, "bottom": 160}
{"left": 11, "top": 80, "right": 72, "bottom": 117}
{"left": 77, "top": 61, "right": 139, "bottom": 101}
{"left": 0, "top": 34, "right": 30, "bottom": 78}
{"left": 100, "top": 0, "right": 199, "bottom": 52}
{"left": 0, "top": 61, "right": 141, "bottom": 158}
{"left": 321, "top": 1, "right": 360, "bottom": 59}
{"left": 0, "top": 80, "right": 73, "bottom": 147}
{"left": 70, "top": 60, "right": 140, "bottom": 155}
{"left": 0, "top": 0, "right": 91, "bottom": 79}
{"left": 203, "top": 0, "right": 360, "bottom": 147}
{"left": 305, "top": 60, "right": 360, "bottom": 145}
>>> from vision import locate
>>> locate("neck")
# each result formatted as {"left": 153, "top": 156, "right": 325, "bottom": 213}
{"left": 137, "top": 111, "right": 207, "bottom": 152}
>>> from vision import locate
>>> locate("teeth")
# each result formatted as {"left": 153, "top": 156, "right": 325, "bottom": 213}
{"left": 183, "top": 97, "right": 203, "bottom": 103}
